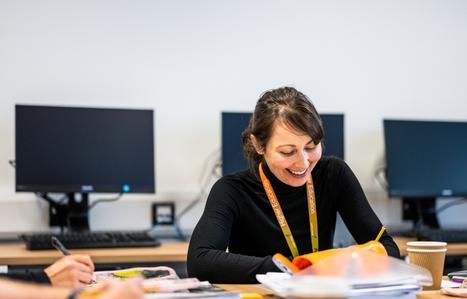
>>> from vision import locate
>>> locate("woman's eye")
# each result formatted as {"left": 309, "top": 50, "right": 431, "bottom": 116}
{"left": 305, "top": 147, "right": 316, "bottom": 152}
{"left": 280, "top": 151, "right": 295, "bottom": 157}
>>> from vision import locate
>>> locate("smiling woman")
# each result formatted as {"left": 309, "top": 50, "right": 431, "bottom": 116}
{"left": 250, "top": 122, "right": 322, "bottom": 187}
{"left": 187, "top": 86, "right": 400, "bottom": 283}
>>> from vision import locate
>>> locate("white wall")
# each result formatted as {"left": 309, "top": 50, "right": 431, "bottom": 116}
{"left": 1, "top": 0, "right": 467, "bottom": 233}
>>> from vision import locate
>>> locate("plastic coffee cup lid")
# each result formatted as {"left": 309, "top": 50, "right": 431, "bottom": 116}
{"left": 406, "top": 241, "right": 447, "bottom": 247}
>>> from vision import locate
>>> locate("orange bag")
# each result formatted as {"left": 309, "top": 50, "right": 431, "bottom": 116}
{"left": 273, "top": 240, "right": 387, "bottom": 274}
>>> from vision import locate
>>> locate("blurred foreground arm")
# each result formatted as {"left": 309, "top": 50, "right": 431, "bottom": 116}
{"left": 78, "top": 280, "right": 144, "bottom": 299}
{"left": 0, "top": 278, "right": 69, "bottom": 299}
{"left": 0, "top": 278, "right": 144, "bottom": 299}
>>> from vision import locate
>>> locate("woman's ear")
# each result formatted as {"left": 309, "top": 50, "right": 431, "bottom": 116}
{"left": 250, "top": 134, "right": 264, "bottom": 155}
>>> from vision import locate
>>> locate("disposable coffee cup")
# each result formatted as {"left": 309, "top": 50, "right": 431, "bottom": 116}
{"left": 406, "top": 241, "right": 447, "bottom": 290}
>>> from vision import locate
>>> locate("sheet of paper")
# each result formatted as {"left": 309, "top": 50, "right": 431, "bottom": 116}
{"left": 256, "top": 272, "right": 421, "bottom": 298}
{"left": 441, "top": 279, "right": 462, "bottom": 288}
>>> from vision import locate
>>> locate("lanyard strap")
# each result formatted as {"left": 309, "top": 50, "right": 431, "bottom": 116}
{"left": 259, "top": 162, "right": 319, "bottom": 258}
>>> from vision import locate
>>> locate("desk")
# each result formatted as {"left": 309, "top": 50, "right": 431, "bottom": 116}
{"left": 416, "top": 290, "right": 456, "bottom": 299}
{"left": 394, "top": 237, "right": 467, "bottom": 256}
{"left": 2, "top": 239, "right": 466, "bottom": 265}
{"left": 0, "top": 241, "right": 189, "bottom": 266}
{"left": 218, "top": 284, "right": 453, "bottom": 299}
{"left": 217, "top": 284, "right": 273, "bottom": 296}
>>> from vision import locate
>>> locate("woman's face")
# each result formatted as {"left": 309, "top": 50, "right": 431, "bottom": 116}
{"left": 256, "top": 121, "right": 322, "bottom": 187}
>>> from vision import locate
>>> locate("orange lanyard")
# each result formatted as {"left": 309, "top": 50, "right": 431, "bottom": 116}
{"left": 259, "top": 162, "right": 319, "bottom": 258}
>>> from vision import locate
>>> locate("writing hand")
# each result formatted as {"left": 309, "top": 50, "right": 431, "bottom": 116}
{"left": 44, "top": 255, "right": 95, "bottom": 288}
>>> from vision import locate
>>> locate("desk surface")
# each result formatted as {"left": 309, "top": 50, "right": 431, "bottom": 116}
{"left": 1, "top": 238, "right": 467, "bottom": 265}
{"left": 0, "top": 241, "right": 189, "bottom": 265}
{"left": 218, "top": 284, "right": 453, "bottom": 299}
{"left": 394, "top": 237, "right": 467, "bottom": 256}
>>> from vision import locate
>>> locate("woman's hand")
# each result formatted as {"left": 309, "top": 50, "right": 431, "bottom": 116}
{"left": 44, "top": 255, "right": 95, "bottom": 288}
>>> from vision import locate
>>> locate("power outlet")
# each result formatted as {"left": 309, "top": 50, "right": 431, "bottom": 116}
{"left": 152, "top": 202, "right": 175, "bottom": 226}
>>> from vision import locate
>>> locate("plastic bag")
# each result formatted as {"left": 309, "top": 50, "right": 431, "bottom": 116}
{"left": 296, "top": 246, "right": 432, "bottom": 287}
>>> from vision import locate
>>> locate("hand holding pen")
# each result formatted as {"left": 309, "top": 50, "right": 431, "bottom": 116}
{"left": 49, "top": 237, "right": 144, "bottom": 299}
{"left": 44, "top": 236, "right": 95, "bottom": 288}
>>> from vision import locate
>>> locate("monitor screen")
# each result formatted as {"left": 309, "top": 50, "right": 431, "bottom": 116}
{"left": 384, "top": 119, "right": 467, "bottom": 198}
{"left": 221, "top": 112, "right": 345, "bottom": 176}
{"left": 16, "top": 105, "right": 155, "bottom": 194}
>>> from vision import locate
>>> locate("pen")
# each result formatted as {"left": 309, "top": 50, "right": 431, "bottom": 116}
{"left": 375, "top": 226, "right": 385, "bottom": 242}
{"left": 51, "top": 236, "right": 71, "bottom": 256}
{"left": 51, "top": 236, "right": 97, "bottom": 285}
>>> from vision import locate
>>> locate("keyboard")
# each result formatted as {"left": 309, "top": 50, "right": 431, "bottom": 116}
{"left": 20, "top": 230, "right": 161, "bottom": 250}
{"left": 417, "top": 229, "right": 467, "bottom": 243}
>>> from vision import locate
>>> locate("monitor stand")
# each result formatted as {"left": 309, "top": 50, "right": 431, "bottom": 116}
{"left": 402, "top": 197, "right": 440, "bottom": 230}
{"left": 47, "top": 192, "right": 90, "bottom": 231}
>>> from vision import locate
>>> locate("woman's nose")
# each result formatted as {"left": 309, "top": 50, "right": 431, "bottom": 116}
{"left": 295, "top": 151, "right": 309, "bottom": 168}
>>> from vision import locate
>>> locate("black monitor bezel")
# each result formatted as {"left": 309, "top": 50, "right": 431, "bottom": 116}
{"left": 221, "top": 111, "right": 345, "bottom": 176}
{"left": 384, "top": 118, "right": 467, "bottom": 198}
{"left": 15, "top": 104, "right": 156, "bottom": 194}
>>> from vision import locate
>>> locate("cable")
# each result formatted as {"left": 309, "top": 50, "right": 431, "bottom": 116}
{"left": 35, "top": 192, "right": 69, "bottom": 232}
{"left": 177, "top": 148, "right": 221, "bottom": 218}
{"left": 88, "top": 193, "right": 123, "bottom": 210}
{"left": 436, "top": 197, "right": 467, "bottom": 214}
{"left": 173, "top": 161, "right": 221, "bottom": 240}
{"left": 374, "top": 166, "right": 388, "bottom": 192}
{"left": 168, "top": 148, "right": 222, "bottom": 240}
{"left": 35, "top": 192, "right": 66, "bottom": 206}
{"left": 178, "top": 162, "right": 221, "bottom": 219}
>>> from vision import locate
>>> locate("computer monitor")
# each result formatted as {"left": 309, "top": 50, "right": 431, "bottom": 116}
{"left": 15, "top": 105, "right": 155, "bottom": 230}
{"left": 383, "top": 119, "right": 467, "bottom": 228}
{"left": 221, "top": 112, "right": 345, "bottom": 176}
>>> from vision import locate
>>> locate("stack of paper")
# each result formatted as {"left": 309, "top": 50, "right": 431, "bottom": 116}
{"left": 93, "top": 267, "right": 240, "bottom": 299}
{"left": 144, "top": 281, "right": 240, "bottom": 298}
{"left": 256, "top": 272, "right": 421, "bottom": 298}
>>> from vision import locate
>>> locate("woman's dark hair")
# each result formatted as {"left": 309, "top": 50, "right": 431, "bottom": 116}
{"left": 241, "top": 86, "right": 324, "bottom": 169}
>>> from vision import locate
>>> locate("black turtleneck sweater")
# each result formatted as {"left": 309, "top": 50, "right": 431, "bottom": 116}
{"left": 187, "top": 156, "right": 400, "bottom": 283}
